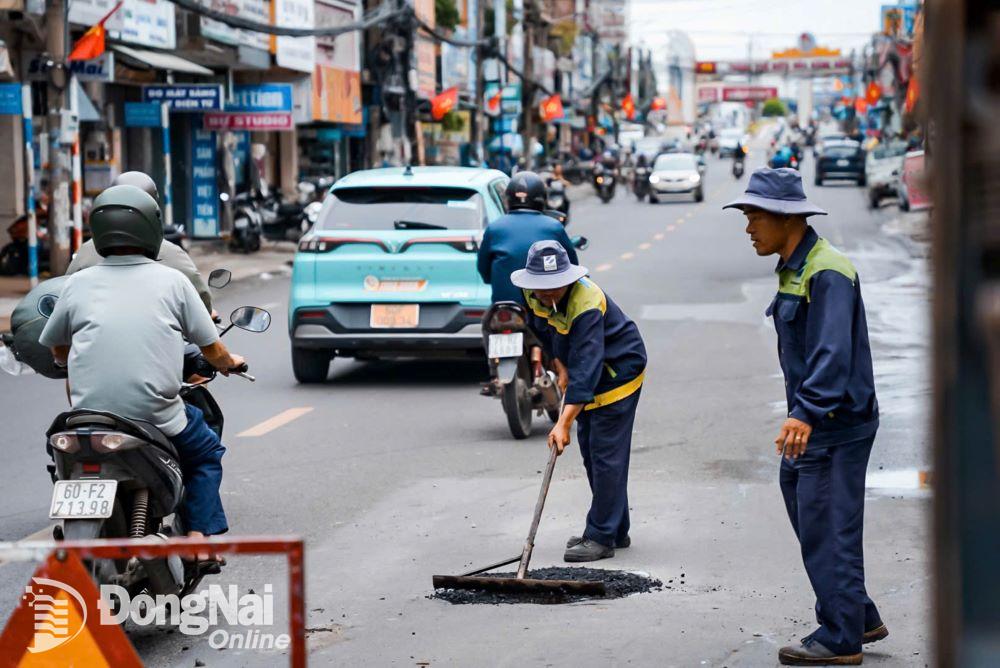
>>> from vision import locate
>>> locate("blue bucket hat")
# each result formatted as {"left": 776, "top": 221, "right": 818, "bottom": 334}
{"left": 511, "top": 240, "right": 588, "bottom": 290}
{"left": 723, "top": 167, "right": 827, "bottom": 217}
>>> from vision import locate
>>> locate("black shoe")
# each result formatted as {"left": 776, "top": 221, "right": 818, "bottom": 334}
{"left": 863, "top": 623, "right": 888, "bottom": 644}
{"left": 778, "top": 639, "right": 862, "bottom": 666}
{"left": 563, "top": 539, "right": 614, "bottom": 563}
{"left": 566, "top": 535, "right": 630, "bottom": 549}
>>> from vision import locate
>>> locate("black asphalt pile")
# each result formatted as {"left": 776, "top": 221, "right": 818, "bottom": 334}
{"left": 432, "top": 567, "right": 662, "bottom": 605}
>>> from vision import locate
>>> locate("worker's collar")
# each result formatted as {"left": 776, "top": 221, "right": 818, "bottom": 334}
{"left": 775, "top": 225, "right": 818, "bottom": 274}
{"left": 100, "top": 255, "right": 155, "bottom": 267}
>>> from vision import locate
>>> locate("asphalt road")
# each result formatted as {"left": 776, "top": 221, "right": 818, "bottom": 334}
{"left": 0, "top": 150, "right": 931, "bottom": 666}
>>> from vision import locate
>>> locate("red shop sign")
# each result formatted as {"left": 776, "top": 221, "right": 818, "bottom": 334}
{"left": 203, "top": 112, "right": 294, "bottom": 131}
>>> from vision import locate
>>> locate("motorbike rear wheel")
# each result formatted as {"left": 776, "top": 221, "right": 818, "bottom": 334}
{"left": 501, "top": 375, "right": 533, "bottom": 439}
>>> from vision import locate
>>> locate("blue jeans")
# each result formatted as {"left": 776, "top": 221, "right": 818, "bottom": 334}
{"left": 779, "top": 435, "right": 882, "bottom": 655}
{"left": 168, "top": 404, "right": 228, "bottom": 535}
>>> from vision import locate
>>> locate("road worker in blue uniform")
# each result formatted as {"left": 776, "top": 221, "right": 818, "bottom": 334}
{"left": 477, "top": 171, "right": 578, "bottom": 305}
{"left": 511, "top": 240, "right": 647, "bottom": 562}
{"left": 725, "top": 167, "right": 888, "bottom": 666}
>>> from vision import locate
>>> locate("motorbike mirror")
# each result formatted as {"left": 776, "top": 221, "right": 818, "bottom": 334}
{"left": 571, "top": 235, "right": 589, "bottom": 251}
{"left": 37, "top": 294, "right": 58, "bottom": 319}
{"left": 544, "top": 210, "right": 568, "bottom": 226}
{"left": 230, "top": 306, "right": 271, "bottom": 333}
{"left": 208, "top": 269, "right": 232, "bottom": 289}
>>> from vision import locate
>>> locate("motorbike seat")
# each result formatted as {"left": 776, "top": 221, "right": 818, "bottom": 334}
{"left": 56, "top": 410, "right": 179, "bottom": 460}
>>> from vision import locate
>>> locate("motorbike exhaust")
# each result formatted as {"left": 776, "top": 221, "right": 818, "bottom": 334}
{"left": 535, "top": 370, "right": 562, "bottom": 409}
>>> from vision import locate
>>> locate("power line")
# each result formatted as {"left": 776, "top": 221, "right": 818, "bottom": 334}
{"left": 166, "top": 0, "right": 402, "bottom": 37}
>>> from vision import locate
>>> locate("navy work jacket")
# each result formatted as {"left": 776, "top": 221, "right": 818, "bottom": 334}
{"left": 477, "top": 210, "right": 578, "bottom": 304}
{"left": 524, "top": 278, "right": 647, "bottom": 409}
{"left": 768, "top": 226, "right": 879, "bottom": 446}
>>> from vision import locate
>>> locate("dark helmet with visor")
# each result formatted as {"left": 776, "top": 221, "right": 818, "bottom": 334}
{"left": 89, "top": 185, "right": 163, "bottom": 259}
{"left": 505, "top": 171, "right": 547, "bottom": 212}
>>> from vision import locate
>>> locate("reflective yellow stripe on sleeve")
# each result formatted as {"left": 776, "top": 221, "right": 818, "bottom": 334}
{"left": 584, "top": 370, "right": 645, "bottom": 411}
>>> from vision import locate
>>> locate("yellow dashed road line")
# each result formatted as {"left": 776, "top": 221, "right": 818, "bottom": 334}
{"left": 238, "top": 407, "right": 315, "bottom": 438}
{"left": 638, "top": 242, "right": 652, "bottom": 250}
{"left": 620, "top": 252, "right": 635, "bottom": 260}
{"left": 595, "top": 263, "right": 613, "bottom": 272}
{"left": 666, "top": 225, "right": 676, "bottom": 232}
{"left": 654, "top": 233, "right": 665, "bottom": 241}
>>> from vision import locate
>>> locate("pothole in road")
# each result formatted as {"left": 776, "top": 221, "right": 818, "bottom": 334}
{"left": 431, "top": 567, "right": 663, "bottom": 605}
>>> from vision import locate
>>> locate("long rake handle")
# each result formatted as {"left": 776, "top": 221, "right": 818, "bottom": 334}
{"left": 516, "top": 446, "right": 559, "bottom": 579}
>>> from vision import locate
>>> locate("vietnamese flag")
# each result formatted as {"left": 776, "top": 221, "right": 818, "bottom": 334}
{"left": 649, "top": 97, "right": 667, "bottom": 111}
{"left": 486, "top": 89, "right": 501, "bottom": 117}
{"left": 68, "top": 1, "right": 122, "bottom": 61}
{"left": 621, "top": 93, "right": 636, "bottom": 120}
{"left": 904, "top": 76, "right": 919, "bottom": 113}
{"left": 854, "top": 96, "right": 868, "bottom": 114}
{"left": 540, "top": 94, "right": 564, "bottom": 122}
{"left": 865, "top": 81, "right": 882, "bottom": 105}
{"left": 431, "top": 87, "right": 459, "bottom": 121}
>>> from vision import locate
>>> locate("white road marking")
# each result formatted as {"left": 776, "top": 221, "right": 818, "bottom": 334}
{"left": 638, "top": 242, "right": 652, "bottom": 250}
{"left": 237, "top": 407, "right": 314, "bottom": 438}
{"left": 654, "top": 233, "right": 665, "bottom": 241}
{"left": 596, "top": 263, "right": 614, "bottom": 272}
{"left": 666, "top": 225, "right": 676, "bottom": 232}
{"left": 1, "top": 525, "right": 56, "bottom": 565}
{"left": 620, "top": 252, "right": 635, "bottom": 260}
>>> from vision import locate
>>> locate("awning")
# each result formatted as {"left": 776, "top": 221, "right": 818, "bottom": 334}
{"left": 112, "top": 45, "right": 213, "bottom": 76}
{"left": 72, "top": 78, "right": 101, "bottom": 122}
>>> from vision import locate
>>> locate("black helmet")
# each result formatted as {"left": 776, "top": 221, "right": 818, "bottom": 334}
{"left": 113, "top": 171, "right": 159, "bottom": 201}
{"left": 505, "top": 171, "right": 546, "bottom": 211}
{"left": 89, "top": 185, "right": 163, "bottom": 259}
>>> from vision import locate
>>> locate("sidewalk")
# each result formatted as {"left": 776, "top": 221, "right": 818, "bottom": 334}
{"left": 0, "top": 240, "right": 295, "bottom": 331}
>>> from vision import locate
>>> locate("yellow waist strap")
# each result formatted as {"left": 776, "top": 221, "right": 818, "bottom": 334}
{"left": 584, "top": 370, "right": 645, "bottom": 411}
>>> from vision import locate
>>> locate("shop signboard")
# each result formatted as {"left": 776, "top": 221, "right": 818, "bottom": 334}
{"left": 124, "top": 102, "right": 162, "bottom": 127}
{"left": 24, "top": 50, "right": 115, "bottom": 82}
{"left": 143, "top": 84, "right": 224, "bottom": 112}
{"left": 313, "top": 0, "right": 362, "bottom": 124}
{"left": 0, "top": 83, "right": 22, "bottom": 115}
{"left": 881, "top": 4, "right": 918, "bottom": 40}
{"left": 229, "top": 84, "right": 294, "bottom": 113}
{"left": 441, "top": 28, "right": 471, "bottom": 93}
{"left": 203, "top": 112, "right": 293, "bottom": 131}
{"left": 69, "top": 0, "right": 176, "bottom": 50}
{"left": 274, "top": 0, "right": 316, "bottom": 73}
{"left": 413, "top": 0, "right": 436, "bottom": 99}
{"left": 190, "top": 128, "right": 219, "bottom": 238}
{"left": 697, "top": 86, "right": 719, "bottom": 103}
{"left": 721, "top": 86, "right": 778, "bottom": 102}
{"left": 200, "top": 0, "right": 242, "bottom": 45}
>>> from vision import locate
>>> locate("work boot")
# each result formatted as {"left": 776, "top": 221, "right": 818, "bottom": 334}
{"left": 563, "top": 538, "right": 614, "bottom": 563}
{"left": 778, "top": 638, "right": 862, "bottom": 666}
{"left": 566, "top": 535, "right": 630, "bottom": 549}
{"left": 863, "top": 623, "right": 889, "bottom": 644}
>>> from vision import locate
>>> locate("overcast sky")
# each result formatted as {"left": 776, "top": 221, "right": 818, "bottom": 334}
{"left": 627, "top": 0, "right": 888, "bottom": 61}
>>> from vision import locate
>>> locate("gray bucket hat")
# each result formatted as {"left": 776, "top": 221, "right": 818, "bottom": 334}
{"left": 723, "top": 167, "right": 827, "bottom": 217}
{"left": 511, "top": 240, "right": 588, "bottom": 290}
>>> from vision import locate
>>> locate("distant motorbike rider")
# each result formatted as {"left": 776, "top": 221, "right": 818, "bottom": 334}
{"left": 67, "top": 171, "right": 214, "bottom": 313}
{"left": 477, "top": 171, "right": 579, "bottom": 305}
{"left": 39, "top": 185, "right": 245, "bottom": 554}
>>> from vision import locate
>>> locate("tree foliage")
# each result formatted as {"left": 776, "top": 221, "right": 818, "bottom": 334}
{"left": 434, "top": 0, "right": 461, "bottom": 32}
{"left": 761, "top": 98, "right": 787, "bottom": 117}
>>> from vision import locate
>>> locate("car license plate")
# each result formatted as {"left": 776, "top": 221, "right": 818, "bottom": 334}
{"left": 370, "top": 304, "right": 419, "bottom": 328}
{"left": 488, "top": 332, "right": 524, "bottom": 358}
{"left": 836, "top": 159, "right": 849, "bottom": 167}
{"left": 49, "top": 480, "right": 118, "bottom": 519}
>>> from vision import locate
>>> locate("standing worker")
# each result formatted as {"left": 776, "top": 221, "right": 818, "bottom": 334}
{"left": 511, "top": 241, "right": 646, "bottom": 562}
{"left": 724, "top": 168, "right": 887, "bottom": 666}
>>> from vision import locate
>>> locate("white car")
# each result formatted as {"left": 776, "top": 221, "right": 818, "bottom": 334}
{"left": 648, "top": 153, "right": 704, "bottom": 203}
{"left": 865, "top": 141, "right": 907, "bottom": 209}
{"left": 718, "top": 128, "right": 747, "bottom": 158}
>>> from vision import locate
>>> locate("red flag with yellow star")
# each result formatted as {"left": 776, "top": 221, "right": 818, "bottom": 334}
{"left": 431, "top": 87, "right": 459, "bottom": 121}
{"left": 68, "top": 1, "right": 122, "bottom": 61}
{"left": 540, "top": 94, "right": 564, "bottom": 122}
{"left": 621, "top": 93, "right": 636, "bottom": 121}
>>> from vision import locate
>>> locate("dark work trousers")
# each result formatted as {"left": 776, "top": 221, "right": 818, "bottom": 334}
{"left": 779, "top": 434, "right": 882, "bottom": 655}
{"left": 576, "top": 389, "right": 641, "bottom": 547}
{"left": 169, "top": 404, "right": 229, "bottom": 536}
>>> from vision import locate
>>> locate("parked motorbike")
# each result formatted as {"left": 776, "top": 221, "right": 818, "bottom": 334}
{"left": 39, "top": 278, "right": 270, "bottom": 597}
{"left": 592, "top": 164, "right": 616, "bottom": 203}
{"left": 633, "top": 166, "right": 651, "bottom": 200}
{"left": 226, "top": 192, "right": 263, "bottom": 253}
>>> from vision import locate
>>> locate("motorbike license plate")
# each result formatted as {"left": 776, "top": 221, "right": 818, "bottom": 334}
{"left": 370, "top": 304, "right": 419, "bottom": 328}
{"left": 49, "top": 480, "right": 118, "bottom": 519}
{"left": 488, "top": 332, "right": 523, "bottom": 358}
{"left": 836, "top": 159, "right": 849, "bottom": 167}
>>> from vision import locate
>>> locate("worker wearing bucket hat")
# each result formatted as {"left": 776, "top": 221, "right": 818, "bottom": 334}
{"left": 724, "top": 168, "right": 886, "bottom": 665}
{"left": 511, "top": 240, "right": 647, "bottom": 562}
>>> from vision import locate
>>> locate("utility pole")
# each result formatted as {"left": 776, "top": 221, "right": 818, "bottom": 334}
{"left": 472, "top": 0, "right": 485, "bottom": 166}
{"left": 46, "top": 0, "right": 72, "bottom": 275}
{"left": 520, "top": 4, "right": 535, "bottom": 171}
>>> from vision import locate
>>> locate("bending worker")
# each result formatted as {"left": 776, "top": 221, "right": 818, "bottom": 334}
{"left": 511, "top": 241, "right": 646, "bottom": 563}
{"left": 724, "top": 167, "right": 886, "bottom": 666}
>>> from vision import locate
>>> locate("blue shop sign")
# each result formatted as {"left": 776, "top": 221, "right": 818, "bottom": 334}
{"left": 0, "top": 83, "right": 22, "bottom": 115}
{"left": 124, "top": 102, "right": 162, "bottom": 127}
{"left": 143, "top": 84, "right": 223, "bottom": 112}
{"left": 190, "top": 127, "right": 219, "bottom": 238}
{"left": 229, "top": 83, "right": 293, "bottom": 113}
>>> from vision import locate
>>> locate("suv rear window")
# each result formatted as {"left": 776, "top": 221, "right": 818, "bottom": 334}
{"left": 315, "top": 187, "right": 487, "bottom": 231}
{"left": 824, "top": 146, "right": 860, "bottom": 159}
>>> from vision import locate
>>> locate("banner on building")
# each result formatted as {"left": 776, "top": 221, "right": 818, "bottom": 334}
{"left": 881, "top": 4, "right": 918, "bottom": 40}
{"left": 69, "top": 0, "right": 176, "bottom": 50}
{"left": 721, "top": 86, "right": 778, "bottom": 102}
{"left": 24, "top": 51, "right": 115, "bottom": 82}
{"left": 124, "top": 101, "right": 161, "bottom": 127}
{"left": 313, "top": 0, "right": 362, "bottom": 124}
{"left": 143, "top": 84, "right": 223, "bottom": 112}
{"left": 190, "top": 127, "right": 219, "bottom": 238}
{"left": 204, "top": 112, "right": 293, "bottom": 131}
{"left": 273, "top": 0, "right": 316, "bottom": 73}
{"left": 696, "top": 87, "right": 718, "bottom": 103}
{"left": 414, "top": 0, "right": 436, "bottom": 99}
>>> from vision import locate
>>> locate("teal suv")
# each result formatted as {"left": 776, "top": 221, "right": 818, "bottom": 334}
{"left": 289, "top": 167, "right": 510, "bottom": 382}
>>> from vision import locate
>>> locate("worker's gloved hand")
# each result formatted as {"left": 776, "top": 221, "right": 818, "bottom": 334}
{"left": 547, "top": 422, "right": 571, "bottom": 455}
{"left": 775, "top": 416, "right": 812, "bottom": 460}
